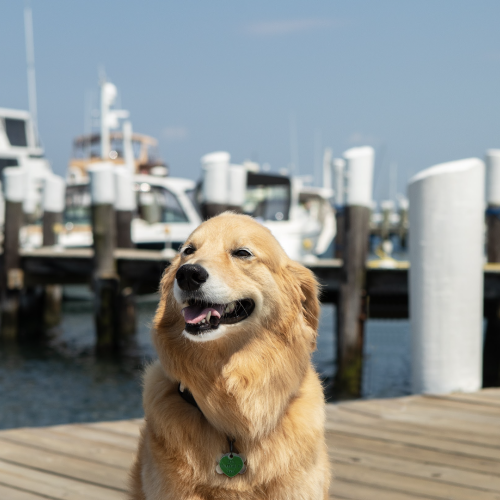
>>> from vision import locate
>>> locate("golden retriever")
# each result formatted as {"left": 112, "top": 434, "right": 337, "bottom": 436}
{"left": 129, "top": 212, "right": 330, "bottom": 499}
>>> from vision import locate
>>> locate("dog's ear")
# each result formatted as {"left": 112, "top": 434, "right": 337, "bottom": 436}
{"left": 160, "top": 254, "right": 181, "bottom": 296}
{"left": 286, "top": 260, "right": 320, "bottom": 343}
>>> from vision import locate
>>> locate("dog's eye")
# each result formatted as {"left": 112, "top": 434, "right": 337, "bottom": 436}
{"left": 183, "top": 246, "right": 195, "bottom": 256}
{"left": 232, "top": 249, "right": 252, "bottom": 258}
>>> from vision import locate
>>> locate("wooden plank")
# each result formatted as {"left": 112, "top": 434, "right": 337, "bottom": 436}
{"left": 330, "top": 442, "right": 500, "bottom": 492}
{"left": 325, "top": 431, "right": 500, "bottom": 476}
{"left": 0, "top": 483, "right": 49, "bottom": 500}
{"left": 334, "top": 400, "right": 500, "bottom": 439}
{"left": 330, "top": 478, "right": 430, "bottom": 500}
{"left": 86, "top": 419, "right": 143, "bottom": 437}
{"left": 0, "top": 460, "right": 124, "bottom": 500}
{"left": 331, "top": 460, "right": 500, "bottom": 500}
{"left": 325, "top": 418, "right": 500, "bottom": 462}
{"left": 327, "top": 405, "right": 500, "bottom": 448}
{"left": 343, "top": 398, "right": 500, "bottom": 431}
{"left": 0, "top": 438, "right": 128, "bottom": 491}
{"left": 49, "top": 424, "right": 138, "bottom": 450}
{"left": 1, "top": 427, "right": 134, "bottom": 469}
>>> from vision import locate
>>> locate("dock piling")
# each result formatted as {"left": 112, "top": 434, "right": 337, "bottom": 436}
{"left": 1, "top": 168, "right": 25, "bottom": 338}
{"left": 409, "top": 158, "right": 484, "bottom": 394}
{"left": 484, "top": 149, "right": 500, "bottom": 386}
{"left": 89, "top": 163, "right": 119, "bottom": 350}
{"left": 201, "top": 151, "right": 230, "bottom": 218}
{"left": 333, "top": 158, "right": 346, "bottom": 259}
{"left": 114, "top": 167, "right": 135, "bottom": 249}
{"left": 41, "top": 174, "right": 66, "bottom": 329}
{"left": 336, "top": 147, "right": 374, "bottom": 398}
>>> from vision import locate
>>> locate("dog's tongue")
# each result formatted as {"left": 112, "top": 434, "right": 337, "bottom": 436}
{"left": 182, "top": 304, "right": 225, "bottom": 324}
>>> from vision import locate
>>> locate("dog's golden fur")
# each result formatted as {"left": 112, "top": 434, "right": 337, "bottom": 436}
{"left": 129, "top": 213, "right": 330, "bottom": 499}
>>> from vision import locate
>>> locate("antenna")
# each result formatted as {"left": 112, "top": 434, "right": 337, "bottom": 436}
{"left": 289, "top": 113, "right": 299, "bottom": 175}
{"left": 314, "top": 129, "right": 322, "bottom": 186}
{"left": 24, "top": 2, "right": 38, "bottom": 146}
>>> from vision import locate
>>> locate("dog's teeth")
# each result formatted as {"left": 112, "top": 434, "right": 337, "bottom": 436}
{"left": 201, "top": 319, "right": 205, "bottom": 324}
{"left": 180, "top": 383, "right": 185, "bottom": 392}
{"left": 226, "top": 303, "right": 235, "bottom": 314}
{"left": 206, "top": 311, "right": 211, "bottom": 322}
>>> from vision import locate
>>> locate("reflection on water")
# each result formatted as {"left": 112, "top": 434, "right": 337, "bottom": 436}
{"left": 0, "top": 298, "right": 411, "bottom": 430}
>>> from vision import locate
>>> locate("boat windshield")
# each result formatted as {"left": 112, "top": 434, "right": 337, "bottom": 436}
{"left": 137, "top": 183, "right": 189, "bottom": 224}
{"left": 64, "top": 183, "right": 189, "bottom": 225}
{"left": 243, "top": 173, "right": 291, "bottom": 221}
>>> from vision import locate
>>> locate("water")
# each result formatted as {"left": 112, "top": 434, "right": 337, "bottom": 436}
{"left": 0, "top": 297, "right": 412, "bottom": 430}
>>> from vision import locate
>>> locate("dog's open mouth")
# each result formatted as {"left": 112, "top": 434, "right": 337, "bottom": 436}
{"left": 181, "top": 299, "right": 255, "bottom": 335}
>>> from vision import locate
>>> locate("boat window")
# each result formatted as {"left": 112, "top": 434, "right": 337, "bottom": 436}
{"left": 137, "top": 185, "right": 189, "bottom": 223}
{"left": 0, "top": 158, "right": 19, "bottom": 175}
{"left": 244, "top": 185, "right": 290, "bottom": 221}
{"left": 64, "top": 184, "right": 91, "bottom": 224}
{"left": 5, "top": 119, "right": 28, "bottom": 147}
{"left": 186, "top": 188, "right": 202, "bottom": 217}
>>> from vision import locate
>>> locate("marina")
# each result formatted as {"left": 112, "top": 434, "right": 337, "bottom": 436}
{"left": 2, "top": 3, "right": 500, "bottom": 498}
{"left": 0, "top": 389, "right": 498, "bottom": 499}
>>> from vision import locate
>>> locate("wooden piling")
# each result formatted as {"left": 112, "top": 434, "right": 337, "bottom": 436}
{"left": 1, "top": 168, "right": 25, "bottom": 338}
{"left": 483, "top": 149, "right": 500, "bottom": 387}
{"left": 336, "top": 205, "right": 371, "bottom": 398}
{"left": 484, "top": 206, "right": 500, "bottom": 386}
{"left": 335, "top": 147, "right": 374, "bottom": 398}
{"left": 89, "top": 164, "right": 119, "bottom": 351}
{"left": 114, "top": 167, "right": 135, "bottom": 249}
{"left": 334, "top": 207, "right": 345, "bottom": 259}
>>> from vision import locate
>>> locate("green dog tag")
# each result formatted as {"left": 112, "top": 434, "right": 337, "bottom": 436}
{"left": 217, "top": 453, "right": 245, "bottom": 477}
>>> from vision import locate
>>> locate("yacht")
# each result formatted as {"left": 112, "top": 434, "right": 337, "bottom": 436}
{"left": 63, "top": 174, "right": 201, "bottom": 249}
{"left": 0, "top": 108, "right": 52, "bottom": 229}
{"left": 199, "top": 155, "right": 336, "bottom": 261}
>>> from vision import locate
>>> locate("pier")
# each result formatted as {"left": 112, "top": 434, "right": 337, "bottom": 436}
{"left": 0, "top": 389, "right": 498, "bottom": 499}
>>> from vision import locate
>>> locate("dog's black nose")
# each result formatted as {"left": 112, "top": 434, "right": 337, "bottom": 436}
{"left": 176, "top": 264, "right": 209, "bottom": 291}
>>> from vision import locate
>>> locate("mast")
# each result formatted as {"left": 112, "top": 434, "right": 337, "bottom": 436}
{"left": 24, "top": 3, "right": 38, "bottom": 146}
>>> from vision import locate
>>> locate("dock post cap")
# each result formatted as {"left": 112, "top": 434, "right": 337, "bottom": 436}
{"left": 201, "top": 151, "right": 231, "bottom": 165}
{"left": 409, "top": 157, "right": 483, "bottom": 185}
{"left": 342, "top": 146, "right": 375, "bottom": 160}
{"left": 343, "top": 145, "right": 374, "bottom": 208}
{"left": 114, "top": 166, "right": 136, "bottom": 211}
{"left": 88, "top": 162, "right": 115, "bottom": 205}
{"left": 3, "top": 167, "right": 25, "bottom": 203}
{"left": 485, "top": 151, "right": 500, "bottom": 206}
{"left": 43, "top": 175, "right": 65, "bottom": 213}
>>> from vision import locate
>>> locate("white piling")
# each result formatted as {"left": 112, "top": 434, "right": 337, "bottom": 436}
{"left": 343, "top": 146, "right": 375, "bottom": 207}
{"left": 409, "top": 158, "right": 484, "bottom": 394}
{"left": 114, "top": 167, "right": 136, "bottom": 212}
{"left": 227, "top": 164, "right": 247, "bottom": 210}
{"left": 201, "top": 151, "right": 230, "bottom": 217}
{"left": 322, "top": 148, "right": 333, "bottom": 190}
{"left": 485, "top": 149, "right": 500, "bottom": 205}
{"left": 43, "top": 175, "right": 65, "bottom": 213}
{"left": 3, "top": 168, "right": 25, "bottom": 203}
{"left": 88, "top": 162, "right": 115, "bottom": 205}
{"left": 333, "top": 158, "right": 346, "bottom": 206}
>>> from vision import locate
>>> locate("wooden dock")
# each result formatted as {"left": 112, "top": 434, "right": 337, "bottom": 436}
{"left": 0, "top": 390, "right": 499, "bottom": 499}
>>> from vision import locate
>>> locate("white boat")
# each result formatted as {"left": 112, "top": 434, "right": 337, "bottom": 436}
{"left": 243, "top": 172, "right": 335, "bottom": 261}
{"left": 0, "top": 108, "right": 52, "bottom": 235}
{"left": 62, "top": 174, "right": 201, "bottom": 249}
{"left": 199, "top": 156, "right": 336, "bottom": 261}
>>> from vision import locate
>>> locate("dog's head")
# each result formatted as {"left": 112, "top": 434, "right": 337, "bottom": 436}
{"left": 153, "top": 213, "right": 319, "bottom": 379}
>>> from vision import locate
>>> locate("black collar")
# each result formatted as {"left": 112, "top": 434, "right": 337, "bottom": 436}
{"left": 178, "top": 383, "right": 201, "bottom": 412}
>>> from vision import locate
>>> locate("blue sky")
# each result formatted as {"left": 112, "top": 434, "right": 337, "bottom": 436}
{"left": 1, "top": 0, "right": 500, "bottom": 200}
